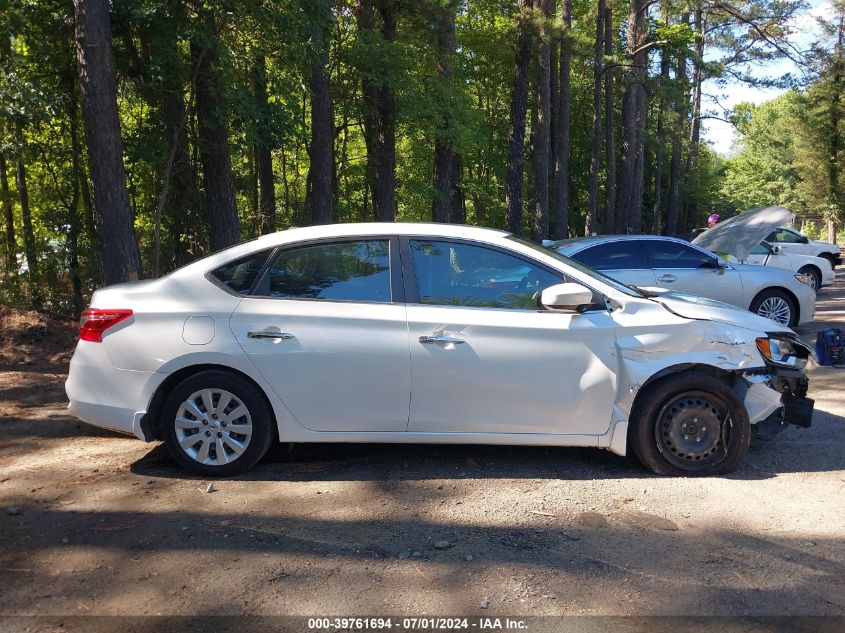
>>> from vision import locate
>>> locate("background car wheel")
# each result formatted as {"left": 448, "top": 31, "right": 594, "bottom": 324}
{"left": 819, "top": 253, "right": 837, "bottom": 270}
{"left": 162, "top": 370, "right": 275, "bottom": 476}
{"left": 628, "top": 372, "right": 751, "bottom": 476}
{"left": 749, "top": 289, "right": 796, "bottom": 326}
{"left": 798, "top": 265, "right": 821, "bottom": 291}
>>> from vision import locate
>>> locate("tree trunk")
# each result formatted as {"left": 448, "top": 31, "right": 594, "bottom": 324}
{"left": 253, "top": 54, "right": 277, "bottom": 234}
{"left": 68, "top": 94, "right": 84, "bottom": 317}
{"left": 667, "top": 14, "right": 689, "bottom": 235}
{"left": 432, "top": 0, "right": 460, "bottom": 224}
{"left": 306, "top": 0, "right": 335, "bottom": 225}
{"left": 683, "top": 1, "right": 704, "bottom": 228}
{"left": 652, "top": 42, "right": 669, "bottom": 234}
{"left": 585, "top": 0, "right": 605, "bottom": 236}
{"left": 614, "top": 0, "right": 648, "bottom": 234}
{"left": 604, "top": 5, "right": 616, "bottom": 233}
{"left": 505, "top": 0, "right": 534, "bottom": 236}
{"left": 192, "top": 13, "right": 240, "bottom": 251}
{"left": 16, "top": 156, "right": 40, "bottom": 306}
{"left": 532, "top": 0, "right": 553, "bottom": 240}
{"left": 0, "top": 148, "right": 15, "bottom": 275}
{"left": 74, "top": 0, "right": 142, "bottom": 284}
{"left": 551, "top": 0, "right": 572, "bottom": 239}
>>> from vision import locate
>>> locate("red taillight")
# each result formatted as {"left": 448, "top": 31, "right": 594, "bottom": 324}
{"left": 79, "top": 308, "right": 133, "bottom": 342}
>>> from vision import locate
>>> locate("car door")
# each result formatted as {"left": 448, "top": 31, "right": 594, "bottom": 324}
{"left": 230, "top": 237, "right": 411, "bottom": 432}
{"left": 569, "top": 240, "right": 657, "bottom": 289}
{"left": 403, "top": 238, "right": 618, "bottom": 436}
{"left": 644, "top": 239, "right": 745, "bottom": 306}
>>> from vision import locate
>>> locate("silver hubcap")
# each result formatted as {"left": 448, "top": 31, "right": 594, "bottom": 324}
{"left": 175, "top": 388, "right": 253, "bottom": 466}
{"left": 757, "top": 297, "right": 791, "bottom": 325}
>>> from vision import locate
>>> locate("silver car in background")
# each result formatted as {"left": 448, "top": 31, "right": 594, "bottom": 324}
{"left": 549, "top": 234, "right": 816, "bottom": 327}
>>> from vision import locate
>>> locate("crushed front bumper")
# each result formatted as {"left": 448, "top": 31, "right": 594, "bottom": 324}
{"left": 740, "top": 367, "right": 814, "bottom": 440}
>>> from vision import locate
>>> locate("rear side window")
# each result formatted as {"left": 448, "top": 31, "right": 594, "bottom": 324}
{"left": 257, "top": 240, "right": 391, "bottom": 302}
{"left": 209, "top": 249, "right": 272, "bottom": 295}
{"left": 573, "top": 241, "right": 647, "bottom": 271}
{"left": 644, "top": 240, "right": 717, "bottom": 269}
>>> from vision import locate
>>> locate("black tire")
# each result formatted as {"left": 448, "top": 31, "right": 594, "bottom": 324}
{"left": 749, "top": 288, "right": 797, "bottom": 327}
{"left": 628, "top": 372, "right": 751, "bottom": 476}
{"left": 162, "top": 370, "right": 275, "bottom": 476}
{"left": 819, "top": 253, "right": 837, "bottom": 271}
{"left": 798, "top": 265, "right": 821, "bottom": 291}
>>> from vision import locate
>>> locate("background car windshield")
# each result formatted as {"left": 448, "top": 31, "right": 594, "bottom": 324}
{"left": 261, "top": 240, "right": 391, "bottom": 302}
{"left": 209, "top": 249, "right": 272, "bottom": 295}
{"left": 410, "top": 240, "right": 561, "bottom": 309}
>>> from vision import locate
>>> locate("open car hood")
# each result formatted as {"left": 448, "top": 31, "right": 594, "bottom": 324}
{"left": 692, "top": 206, "right": 794, "bottom": 261}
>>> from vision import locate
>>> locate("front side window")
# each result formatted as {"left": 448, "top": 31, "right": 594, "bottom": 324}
{"left": 209, "top": 249, "right": 272, "bottom": 295}
{"left": 409, "top": 240, "right": 562, "bottom": 310}
{"left": 257, "top": 240, "right": 391, "bottom": 302}
{"left": 573, "top": 241, "right": 647, "bottom": 271}
{"left": 767, "top": 228, "right": 804, "bottom": 243}
{"left": 644, "top": 240, "right": 718, "bottom": 269}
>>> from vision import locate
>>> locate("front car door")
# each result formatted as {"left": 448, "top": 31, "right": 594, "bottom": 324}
{"left": 644, "top": 239, "right": 745, "bottom": 307}
{"left": 766, "top": 228, "right": 809, "bottom": 256}
{"left": 403, "top": 238, "right": 618, "bottom": 436}
{"left": 230, "top": 237, "right": 411, "bottom": 432}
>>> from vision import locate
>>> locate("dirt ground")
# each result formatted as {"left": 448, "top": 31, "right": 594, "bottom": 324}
{"left": 1, "top": 274, "right": 844, "bottom": 626}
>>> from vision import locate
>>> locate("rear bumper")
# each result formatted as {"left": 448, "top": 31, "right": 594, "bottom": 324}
{"left": 65, "top": 342, "right": 167, "bottom": 440}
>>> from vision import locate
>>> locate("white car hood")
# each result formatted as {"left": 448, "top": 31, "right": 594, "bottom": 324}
{"left": 692, "top": 206, "right": 794, "bottom": 261}
{"left": 642, "top": 288, "right": 792, "bottom": 334}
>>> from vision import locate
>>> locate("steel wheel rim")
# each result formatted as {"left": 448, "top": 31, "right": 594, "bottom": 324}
{"left": 175, "top": 388, "right": 253, "bottom": 466}
{"left": 654, "top": 391, "right": 732, "bottom": 472}
{"left": 757, "top": 296, "right": 791, "bottom": 325}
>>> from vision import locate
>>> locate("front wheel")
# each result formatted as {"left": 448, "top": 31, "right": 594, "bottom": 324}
{"left": 798, "top": 265, "right": 821, "bottom": 291}
{"left": 749, "top": 289, "right": 796, "bottom": 327}
{"left": 629, "top": 372, "right": 751, "bottom": 476}
{"left": 162, "top": 370, "right": 275, "bottom": 476}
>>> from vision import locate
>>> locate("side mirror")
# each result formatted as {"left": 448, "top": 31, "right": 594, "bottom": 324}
{"left": 798, "top": 236, "right": 809, "bottom": 244}
{"left": 540, "top": 283, "right": 594, "bottom": 312}
{"left": 770, "top": 245, "right": 782, "bottom": 255}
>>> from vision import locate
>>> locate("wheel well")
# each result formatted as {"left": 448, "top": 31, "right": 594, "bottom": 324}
{"left": 632, "top": 364, "right": 737, "bottom": 418}
{"left": 140, "top": 364, "right": 278, "bottom": 441}
{"left": 750, "top": 286, "right": 801, "bottom": 325}
{"left": 798, "top": 263, "right": 821, "bottom": 280}
{"left": 818, "top": 252, "right": 836, "bottom": 263}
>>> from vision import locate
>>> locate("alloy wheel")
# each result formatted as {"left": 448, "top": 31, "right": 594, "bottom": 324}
{"left": 174, "top": 388, "right": 253, "bottom": 466}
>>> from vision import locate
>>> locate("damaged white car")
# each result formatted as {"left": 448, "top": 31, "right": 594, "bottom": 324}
{"left": 65, "top": 223, "right": 813, "bottom": 477}
{"left": 694, "top": 206, "right": 835, "bottom": 290}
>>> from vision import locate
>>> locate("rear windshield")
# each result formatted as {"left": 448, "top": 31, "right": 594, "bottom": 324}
{"left": 208, "top": 249, "right": 273, "bottom": 295}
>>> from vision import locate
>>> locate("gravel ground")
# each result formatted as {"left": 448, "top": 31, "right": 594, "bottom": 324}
{"left": 1, "top": 272, "right": 844, "bottom": 624}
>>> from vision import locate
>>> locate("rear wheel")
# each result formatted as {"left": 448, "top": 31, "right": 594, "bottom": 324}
{"left": 749, "top": 289, "right": 796, "bottom": 326}
{"left": 798, "top": 265, "right": 821, "bottom": 291}
{"left": 629, "top": 372, "right": 751, "bottom": 476}
{"left": 162, "top": 370, "right": 275, "bottom": 476}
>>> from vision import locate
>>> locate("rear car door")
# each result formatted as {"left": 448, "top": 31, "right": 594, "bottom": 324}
{"left": 403, "top": 238, "right": 618, "bottom": 436}
{"left": 569, "top": 240, "right": 656, "bottom": 289}
{"left": 644, "top": 239, "right": 744, "bottom": 306}
{"left": 230, "top": 237, "right": 411, "bottom": 432}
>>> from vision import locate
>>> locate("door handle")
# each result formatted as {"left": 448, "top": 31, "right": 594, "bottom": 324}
{"left": 657, "top": 274, "right": 677, "bottom": 283}
{"left": 419, "top": 335, "right": 466, "bottom": 345}
{"left": 247, "top": 330, "right": 295, "bottom": 340}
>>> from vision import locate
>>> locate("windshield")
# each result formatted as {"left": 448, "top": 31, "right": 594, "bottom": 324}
{"left": 505, "top": 235, "right": 645, "bottom": 298}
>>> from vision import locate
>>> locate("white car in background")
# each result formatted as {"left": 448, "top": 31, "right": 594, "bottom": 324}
{"left": 65, "top": 223, "right": 814, "bottom": 478}
{"left": 764, "top": 226, "right": 842, "bottom": 270}
{"left": 549, "top": 235, "right": 816, "bottom": 327}
{"left": 693, "top": 206, "right": 835, "bottom": 291}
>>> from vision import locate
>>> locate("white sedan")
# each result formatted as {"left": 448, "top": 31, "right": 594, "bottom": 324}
{"left": 66, "top": 223, "right": 814, "bottom": 477}
{"left": 549, "top": 235, "right": 816, "bottom": 327}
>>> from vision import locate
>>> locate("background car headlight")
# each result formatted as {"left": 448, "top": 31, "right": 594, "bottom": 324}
{"left": 756, "top": 335, "right": 810, "bottom": 368}
{"left": 794, "top": 273, "right": 813, "bottom": 286}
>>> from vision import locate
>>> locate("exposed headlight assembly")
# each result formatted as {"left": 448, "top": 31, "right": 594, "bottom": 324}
{"left": 755, "top": 334, "right": 811, "bottom": 369}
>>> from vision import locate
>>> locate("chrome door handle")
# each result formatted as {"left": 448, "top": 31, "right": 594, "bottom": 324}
{"left": 247, "top": 330, "right": 295, "bottom": 340}
{"left": 419, "top": 335, "right": 466, "bottom": 345}
{"left": 657, "top": 274, "right": 677, "bottom": 283}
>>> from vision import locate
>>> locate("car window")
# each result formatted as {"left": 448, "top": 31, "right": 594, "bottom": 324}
{"left": 572, "top": 241, "right": 647, "bottom": 270}
{"left": 644, "top": 240, "right": 717, "bottom": 269}
{"left": 750, "top": 242, "right": 771, "bottom": 255}
{"left": 768, "top": 228, "right": 804, "bottom": 243}
{"left": 409, "top": 240, "right": 562, "bottom": 310}
{"left": 258, "top": 240, "right": 391, "bottom": 302}
{"left": 209, "top": 249, "right": 272, "bottom": 295}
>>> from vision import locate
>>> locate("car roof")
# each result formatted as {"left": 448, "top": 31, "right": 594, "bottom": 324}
{"left": 252, "top": 222, "right": 511, "bottom": 246}
{"left": 549, "top": 234, "right": 691, "bottom": 252}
